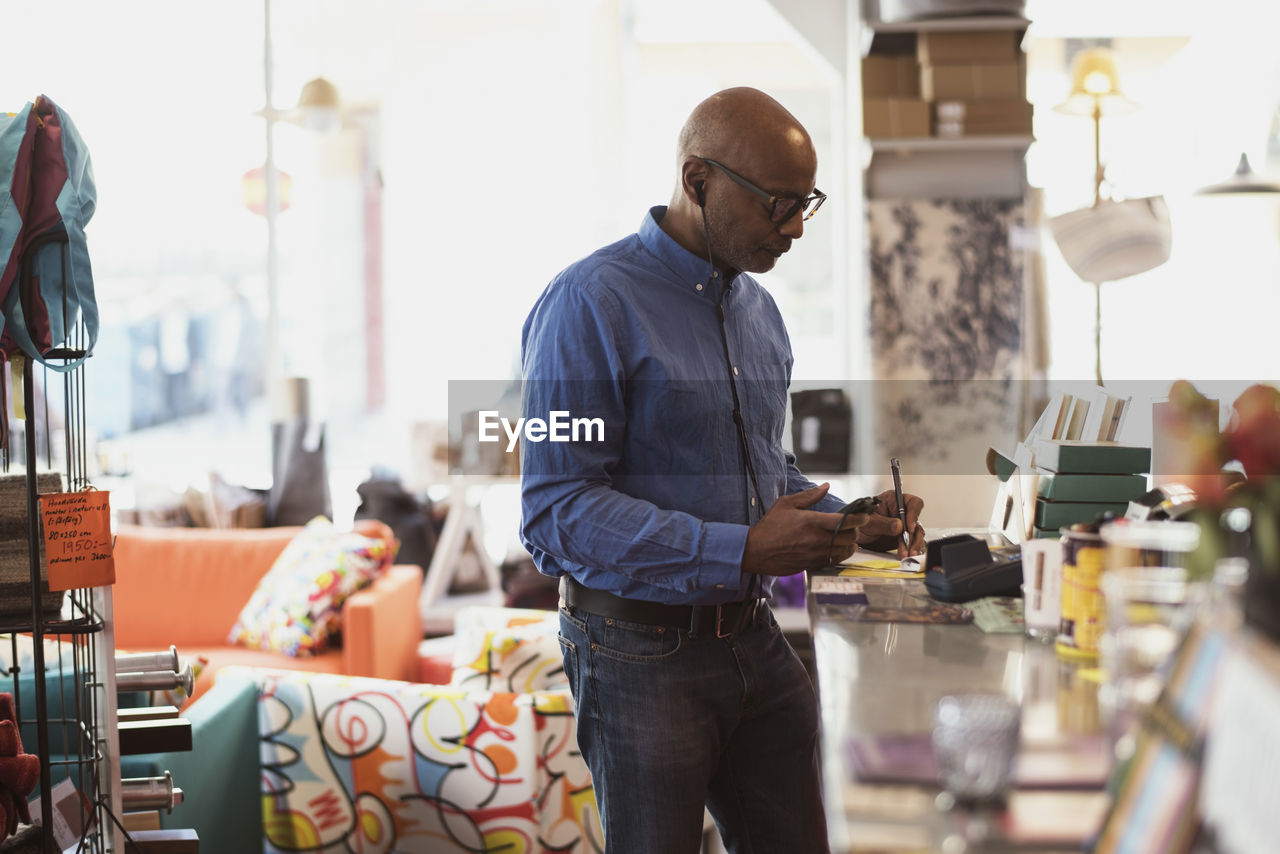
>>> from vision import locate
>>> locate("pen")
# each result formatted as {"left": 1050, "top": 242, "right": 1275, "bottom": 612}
{"left": 891, "top": 457, "right": 910, "bottom": 552}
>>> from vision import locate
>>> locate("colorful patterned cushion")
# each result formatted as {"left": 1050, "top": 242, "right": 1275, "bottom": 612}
{"left": 227, "top": 517, "right": 393, "bottom": 657}
{"left": 450, "top": 606, "right": 566, "bottom": 693}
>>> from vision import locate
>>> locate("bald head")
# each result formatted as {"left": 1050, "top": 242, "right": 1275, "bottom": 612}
{"left": 676, "top": 87, "right": 814, "bottom": 168}
{"left": 661, "top": 87, "right": 820, "bottom": 275}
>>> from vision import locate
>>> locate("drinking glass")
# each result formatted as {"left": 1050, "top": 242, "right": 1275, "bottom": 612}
{"left": 1019, "top": 539, "right": 1061, "bottom": 642}
{"left": 931, "top": 693, "right": 1021, "bottom": 803}
{"left": 1098, "top": 520, "right": 1201, "bottom": 741}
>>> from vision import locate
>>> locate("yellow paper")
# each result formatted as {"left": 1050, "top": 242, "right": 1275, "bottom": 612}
{"left": 838, "top": 548, "right": 923, "bottom": 574}
{"left": 845, "top": 558, "right": 900, "bottom": 570}
{"left": 839, "top": 567, "right": 924, "bottom": 580}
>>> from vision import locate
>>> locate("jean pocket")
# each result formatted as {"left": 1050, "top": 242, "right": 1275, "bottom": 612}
{"left": 591, "top": 617, "right": 683, "bottom": 664}
{"left": 557, "top": 634, "right": 579, "bottom": 699}
{"left": 560, "top": 604, "right": 587, "bottom": 635}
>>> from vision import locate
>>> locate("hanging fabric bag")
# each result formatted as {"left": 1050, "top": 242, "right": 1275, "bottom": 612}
{"left": 0, "top": 95, "right": 98, "bottom": 371}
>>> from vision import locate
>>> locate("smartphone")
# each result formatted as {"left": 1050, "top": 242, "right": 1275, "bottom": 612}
{"left": 838, "top": 496, "right": 881, "bottom": 516}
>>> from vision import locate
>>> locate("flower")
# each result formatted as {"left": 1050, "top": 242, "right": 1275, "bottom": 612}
{"left": 1164, "top": 381, "right": 1280, "bottom": 579}
{"left": 1160, "top": 380, "right": 1237, "bottom": 504}
{"left": 1223, "top": 383, "right": 1280, "bottom": 483}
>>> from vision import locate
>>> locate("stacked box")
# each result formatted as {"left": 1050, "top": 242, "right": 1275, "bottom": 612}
{"left": 863, "top": 98, "right": 931, "bottom": 138}
{"left": 915, "top": 28, "right": 1031, "bottom": 138}
{"left": 935, "top": 99, "right": 1034, "bottom": 137}
{"left": 1033, "top": 441, "right": 1152, "bottom": 475}
{"left": 863, "top": 55, "right": 920, "bottom": 97}
{"left": 917, "top": 30, "right": 1022, "bottom": 64}
{"left": 921, "top": 60, "right": 1024, "bottom": 100}
{"left": 1036, "top": 473, "right": 1149, "bottom": 502}
{"left": 1031, "top": 444, "right": 1151, "bottom": 538}
{"left": 862, "top": 52, "right": 928, "bottom": 138}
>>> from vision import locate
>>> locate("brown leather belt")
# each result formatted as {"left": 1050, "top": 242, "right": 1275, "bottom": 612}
{"left": 561, "top": 575, "right": 760, "bottom": 638}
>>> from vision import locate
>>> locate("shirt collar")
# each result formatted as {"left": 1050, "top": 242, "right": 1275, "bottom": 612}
{"left": 638, "top": 205, "right": 730, "bottom": 298}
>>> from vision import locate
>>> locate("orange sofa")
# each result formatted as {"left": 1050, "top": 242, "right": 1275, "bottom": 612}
{"left": 111, "top": 519, "right": 423, "bottom": 707}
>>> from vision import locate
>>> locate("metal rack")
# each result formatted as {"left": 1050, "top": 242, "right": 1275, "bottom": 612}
{"left": 2, "top": 231, "right": 120, "bottom": 852}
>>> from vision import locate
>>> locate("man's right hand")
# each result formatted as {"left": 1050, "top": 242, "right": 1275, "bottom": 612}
{"left": 741, "top": 483, "right": 868, "bottom": 577}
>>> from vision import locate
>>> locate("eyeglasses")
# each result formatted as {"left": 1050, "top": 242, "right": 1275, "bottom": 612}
{"left": 697, "top": 157, "right": 827, "bottom": 225}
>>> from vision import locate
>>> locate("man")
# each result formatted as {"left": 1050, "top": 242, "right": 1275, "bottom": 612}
{"left": 520, "top": 87, "right": 924, "bottom": 853}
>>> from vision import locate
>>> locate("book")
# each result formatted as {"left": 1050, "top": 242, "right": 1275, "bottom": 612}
{"left": 1051, "top": 393, "right": 1075, "bottom": 440}
{"left": 1079, "top": 388, "right": 1134, "bottom": 442}
{"left": 1064, "top": 397, "right": 1092, "bottom": 441}
{"left": 1102, "top": 393, "right": 1131, "bottom": 441}
{"left": 1033, "top": 440, "right": 1152, "bottom": 475}
{"left": 1029, "top": 392, "right": 1074, "bottom": 442}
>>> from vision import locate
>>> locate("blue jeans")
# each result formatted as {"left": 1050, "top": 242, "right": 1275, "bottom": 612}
{"left": 559, "top": 601, "right": 829, "bottom": 854}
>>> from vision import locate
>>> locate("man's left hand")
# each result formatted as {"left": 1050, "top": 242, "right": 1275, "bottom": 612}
{"left": 855, "top": 490, "right": 926, "bottom": 558}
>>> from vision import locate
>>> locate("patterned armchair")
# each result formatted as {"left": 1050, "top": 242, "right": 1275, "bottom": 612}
{"left": 242, "top": 606, "right": 600, "bottom": 854}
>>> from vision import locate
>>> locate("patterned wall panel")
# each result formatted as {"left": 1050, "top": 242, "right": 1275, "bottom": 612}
{"left": 867, "top": 198, "right": 1025, "bottom": 478}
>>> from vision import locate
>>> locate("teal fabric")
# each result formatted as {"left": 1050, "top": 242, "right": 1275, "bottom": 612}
{"left": 121, "top": 674, "right": 263, "bottom": 854}
{"left": 14, "top": 665, "right": 87, "bottom": 780}
{"left": 0, "top": 103, "right": 35, "bottom": 332}
{"left": 16, "top": 667, "right": 260, "bottom": 850}
{"left": 15, "top": 665, "right": 149, "bottom": 789}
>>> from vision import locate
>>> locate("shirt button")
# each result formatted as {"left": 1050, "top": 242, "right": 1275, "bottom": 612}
{"left": 733, "top": 366, "right": 740, "bottom": 376}
{"left": 712, "top": 270, "right": 719, "bottom": 278}
{"left": 695, "top": 283, "right": 703, "bottom": 291}
{"left": 751, "top": 497, "right": 756, "bottom": 506}
{"left": 716, "top": 583, "right": 725, "bottom": 589}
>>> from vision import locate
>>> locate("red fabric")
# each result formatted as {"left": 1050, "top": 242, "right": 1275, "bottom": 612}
{"left": 0, "top": 97, "right": 68, "bottom": 357}
{"left": 0, "top": 693, "right": 39, "bottom": 839}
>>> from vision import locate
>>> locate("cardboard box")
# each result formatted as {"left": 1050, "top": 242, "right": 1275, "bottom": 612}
{"left": 862, "top": 54, "right": 920, "bottom": 97}
{"left": 934, "top": 98, "right": 1033, "bottom": 137}
{"left": 1035, "top": 472, "right": 1149, "bottom": 503}
{"left": 1033, "top": 440, "right": 1152, "bottom": 475}
{"left": 920, "top": 60, "right": 1024, "bottom": 100}
{"left": 1034, "top": 498, "right": 1130, "bottom": 529}
{"left": 863, "top": 97, "right": 930, "bottom": 138}
{"left": 917, "top": 29, "right": 1022, "bottom": 64}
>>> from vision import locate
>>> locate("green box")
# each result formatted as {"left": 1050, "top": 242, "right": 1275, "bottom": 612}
{"left": 1033, "top": 440, "right": 1151, "bottom": 475}
{"left": 1032, "top": 526, "right": 1062, "bottom": 539}
{"left": 1034, "top": 498, "right": 1130, "bottom": 529}
{"left": 1035, "top": 472, "right": 1149, "bottom": 502}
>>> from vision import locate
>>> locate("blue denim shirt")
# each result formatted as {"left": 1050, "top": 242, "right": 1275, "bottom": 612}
{"left": 519, "top": 207, "right": 844, "bottom": 605}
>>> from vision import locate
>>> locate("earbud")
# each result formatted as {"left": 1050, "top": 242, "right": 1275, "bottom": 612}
{"left": 695, "top": 181, "right": 706, "bottom": 207}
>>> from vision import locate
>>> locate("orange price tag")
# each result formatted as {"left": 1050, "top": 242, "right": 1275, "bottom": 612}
{"left": 39, "top": 490, "right": 115, "bottom": 590}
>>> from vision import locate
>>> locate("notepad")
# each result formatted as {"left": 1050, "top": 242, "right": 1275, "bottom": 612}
{"left": 839, "top": 548, "right": 922, "bottom": 574}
